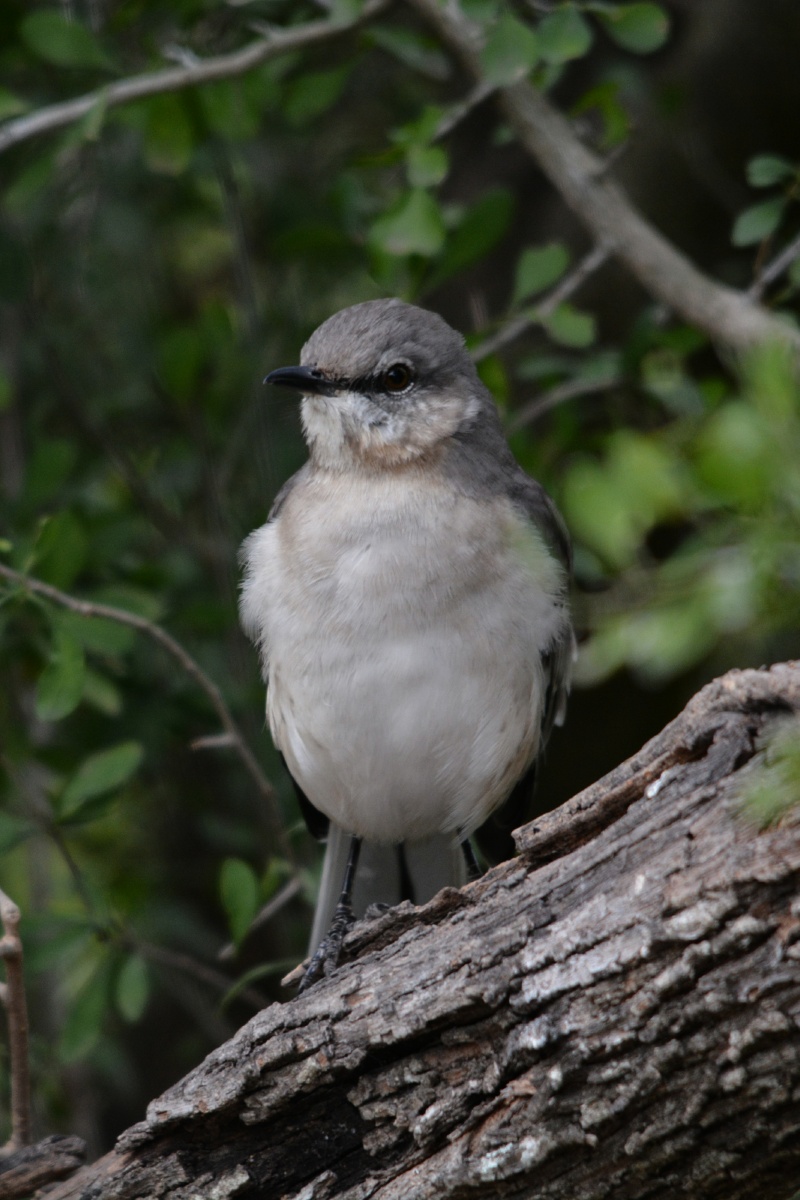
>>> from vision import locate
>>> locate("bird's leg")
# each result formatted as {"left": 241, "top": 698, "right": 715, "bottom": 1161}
{"left": 299, "top": 835, "right": 362, "bottom": 992}
{"left": 460, "top": 836, "right": 482, "bottom": 881}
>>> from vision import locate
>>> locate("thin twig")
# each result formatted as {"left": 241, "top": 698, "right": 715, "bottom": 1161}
{"left": 0, "top": 0, "right": 389, "bottom": 156}
{"left": 748, "top": 230, "right": 800, "bottom": 301}
{"left": 217, "top": 875, "right": 305, "bottom": 962}
{"left": 0, "top": 562, "right": 288, "bottom": 860}
{"left": 134, "top": 938, "right": 267, "bottom": 1012}
{"left": 434, "top": 79, "right": 497, "bottom": 141}
{"left": 0, "top": 889, "right": 32, "bottom": 1151}
{"left": 508, "top": 371, "right": 621, "bottom": 432}
{"left": 472, "top": 243, "right": 611, "bottom": 362}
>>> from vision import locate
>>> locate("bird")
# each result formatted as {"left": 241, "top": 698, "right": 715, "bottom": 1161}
{"left": 240, "top": 298, "right": 574, "bottom": 989}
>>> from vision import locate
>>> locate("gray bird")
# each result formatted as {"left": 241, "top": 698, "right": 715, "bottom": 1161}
{"left": 240, "top": 299, "right": 574, "bottom": 988}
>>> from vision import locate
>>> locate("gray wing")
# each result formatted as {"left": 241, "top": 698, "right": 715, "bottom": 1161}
{"left": 267, "top": 462, "right": 310, "bottom": 522}
{"left": 447, "top": 398, "right": 576, "bottom": 861}
{"left": 514, "top": 469, "right": 575, "bottom": 742}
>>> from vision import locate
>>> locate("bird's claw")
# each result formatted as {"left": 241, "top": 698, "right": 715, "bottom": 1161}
{"left": 298, "top": 900, "right": 356, "bottom": 992}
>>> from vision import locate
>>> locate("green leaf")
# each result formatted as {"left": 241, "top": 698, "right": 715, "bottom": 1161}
{"left": 61, "top": 956, "right": 112, "bottom": 1063}
{"left": 696, "top": 401, "right": 771, "bottom": 510}
{"left": 739, "top": 717, "right": 800, "bottom": 829}
{"left": 393, "top": 106, "right": 444, "bottom": 149}
{"left": 746, "top": 154, "right": 795, "bottom": 188}
{"left": 35, "top": 626, "right": 86, "bottom": 722}
{"left": 33, "top": 511, "right": 88, "bottom": 590}
{"left": 330, "top": 0, "right": 364, "bottom": 19}
{"left": 462, "top": 0, "right": 501, "bottom": 21}
{"left": 0, "top": 87, "right": 29, "bottom": 120}
{"left": 200, "top": 81, "right": 260, "bottom": 143}
{"left": 284, "top": 66, "right": 350, "bottom": 126}
{"left": 89, "top": 584, "right": 163, "bottom": 623}
{"left": 76, "top": 92, "right": 108, "bottom": 143}
{"left": 20, "top": 10, "right": 114, "bottom": 71}
{"left": 562, "top": 459, "right": 634, "bottom": 568}
{"left": 539, "top": 7, "right": 593, "bottom": 64}
{"left": 369, "top": 27, "right": 449, "bottom": 80}
{"left": 744, "top": 340, "right": 797, "bottom": 424}
{"left": 61, "top": 741, "right": 143, "bottom": 817}
{"left": 23, "top": 918, "right": 94, "bottom": 973}
{"left": 426, "top": 188, "right": 514, "bottom": 289}
{"left": 158, "top": 326, "right": 203, "bottom": 402}
{"left": 370, "top": 189, "right": 446, "bottom": 257}
{"left": 480, "top": 15, "right": 540, "bottom": 85}
{"left": 406, "top": 144, "right": 449, "bottom": 188}
{"left": 540, "top": 302, "right": 596, "bottom": 347}
{"left": 731, "top": 197, "right": 787, "bottom": 246}
{"left": 220, "top": 858, "right": 259, "bottom": 947}
{"left": 142, "top": 94, "right": 194, "bottom": 176}
{"left": 599, "top": 4, "right": 670, "bottom": 53}
{"left": 513, "top": 243, "right": 570, "bottom": 303}
{"left": 571, "top": 80, "right": 630, "bottom": 148}
{"left": 116, "top": 954, "right": 150, "bottom": 1023}
{"left": 59, "top": 610, "right": 136, "bottom": 656}
{"left": 0, "top": 811, "right": 36, "bottom": 853}
{"left": 23, "top": 440, "right": 78, "bottom": 508}
{"left": 82, "top": 669, "right": 123, "bottom": 717}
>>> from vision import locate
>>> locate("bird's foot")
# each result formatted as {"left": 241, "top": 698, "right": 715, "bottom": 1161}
{"left": 298, "top": 900, "right": 356, "bottom": 993}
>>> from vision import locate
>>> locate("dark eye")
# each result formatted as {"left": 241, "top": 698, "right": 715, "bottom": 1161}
{"left": 381, "top": 363, "right": 414, "bottom": 393}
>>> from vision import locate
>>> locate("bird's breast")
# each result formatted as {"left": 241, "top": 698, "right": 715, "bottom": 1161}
{"left": 240, "top": 468, "right": 567, "bottom": 842}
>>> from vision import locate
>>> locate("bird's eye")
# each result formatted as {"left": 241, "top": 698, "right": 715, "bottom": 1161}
{"left": 381, "top": 363, "right": 414, "bottom": 393}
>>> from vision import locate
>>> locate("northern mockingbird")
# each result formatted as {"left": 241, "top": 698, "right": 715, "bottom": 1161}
{"left": 240, "top": 299, "right": 574, "bottom": 988}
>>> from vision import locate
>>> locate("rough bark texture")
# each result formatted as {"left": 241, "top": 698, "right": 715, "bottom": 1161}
{"left": 0, "top": 1136, "right": 86, "bottom": 1199}
{"left": 46, "top": 663, "right": 800, "bottom": 1200}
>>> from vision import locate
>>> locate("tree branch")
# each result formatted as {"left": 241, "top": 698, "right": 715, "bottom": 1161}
{"left": 408, "top": 0, "right": 800, "bottom": 360}
{"left": 0, "top": 890, "right": 31, "bottom": 1153}
{"left": 40, "top": 661, "right": 800, "bottom": 1200}
{"left": 748, "top": 230, "right": 800, "bottom": 301}
{"left": 472, "top": 243, "right": 611, "bottom": 363}
{"left": 0, "top": 1, "right": 389, "bottom": 156}
{"left": 0, "top": 563, "right": 288, "bottom": 861}
{"left": 507, "top": 369, "right": 621, "bottom": 432}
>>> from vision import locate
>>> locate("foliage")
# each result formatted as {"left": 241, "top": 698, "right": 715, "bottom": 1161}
{"left": 739, "top": 715, "right": 800, "bottom": 830}
{"left": 0, "top": 0, "right": 799, "bottom": 1151}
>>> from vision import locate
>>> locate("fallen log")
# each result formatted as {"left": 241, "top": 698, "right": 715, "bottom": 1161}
{"left": 45, "top": 662, "right": 800, "bottom": 1200}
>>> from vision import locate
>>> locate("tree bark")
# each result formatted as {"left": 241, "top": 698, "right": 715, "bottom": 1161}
{"left": 45, "top": 663, "right": 800, "bottom": 1200}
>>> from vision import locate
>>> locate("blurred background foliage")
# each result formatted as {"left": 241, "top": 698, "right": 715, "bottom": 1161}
{"left": 1, "top": 0, "right": 799, "bottom": 1154}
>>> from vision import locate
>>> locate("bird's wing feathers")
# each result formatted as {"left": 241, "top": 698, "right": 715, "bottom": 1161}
{"left": 267, "top": 462, "right": 310, "bottom": 522}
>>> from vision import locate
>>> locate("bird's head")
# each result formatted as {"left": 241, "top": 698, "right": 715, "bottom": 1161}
{"left": 265, "top": 299, "right": 486, "bottom": 469}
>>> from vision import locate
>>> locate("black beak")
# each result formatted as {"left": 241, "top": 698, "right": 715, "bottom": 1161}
{"left": 264, "top": 365, "right": 337, "bottom": 395}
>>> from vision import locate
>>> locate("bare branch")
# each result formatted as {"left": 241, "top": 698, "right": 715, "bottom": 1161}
{"left": 218, "top": 876, "right": 305, "bottom": 962}
{"left": 472, "top": 243, "right": 611, "bottom": 362}
{"left": 508, "top": 370, "right": 621, "bottom": 432}
{"left": 134, "top": 939, "right": 267, "bottom": 1013}
{"left": 0, "top": 890, "right": 31, "bottom": 1152}
{"left": 748, "top": 230, "right": 800, "bottom": 301}
{"left": 0, "top": 1, "right": 389, "bottom": 156}
{"left": 408, "top": 0, "right": 800, "bottom": 360}
{"left": 0, "top": 563, "right": 288, "bottom": 861}
{"left": 433, "top": 78, "right": 497, "bottom": 141}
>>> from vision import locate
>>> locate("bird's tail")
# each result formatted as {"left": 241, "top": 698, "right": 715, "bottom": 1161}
{"left": 308, "top": 823, "right": 467, "bottom": 953}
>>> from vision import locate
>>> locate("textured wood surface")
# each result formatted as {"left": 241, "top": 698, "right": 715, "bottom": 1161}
{"left": 0, "top": 1136, "right": 86, "bottom": 1198}
{"left": 44, "top": 663, "right": 800, "bottom": 1200}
